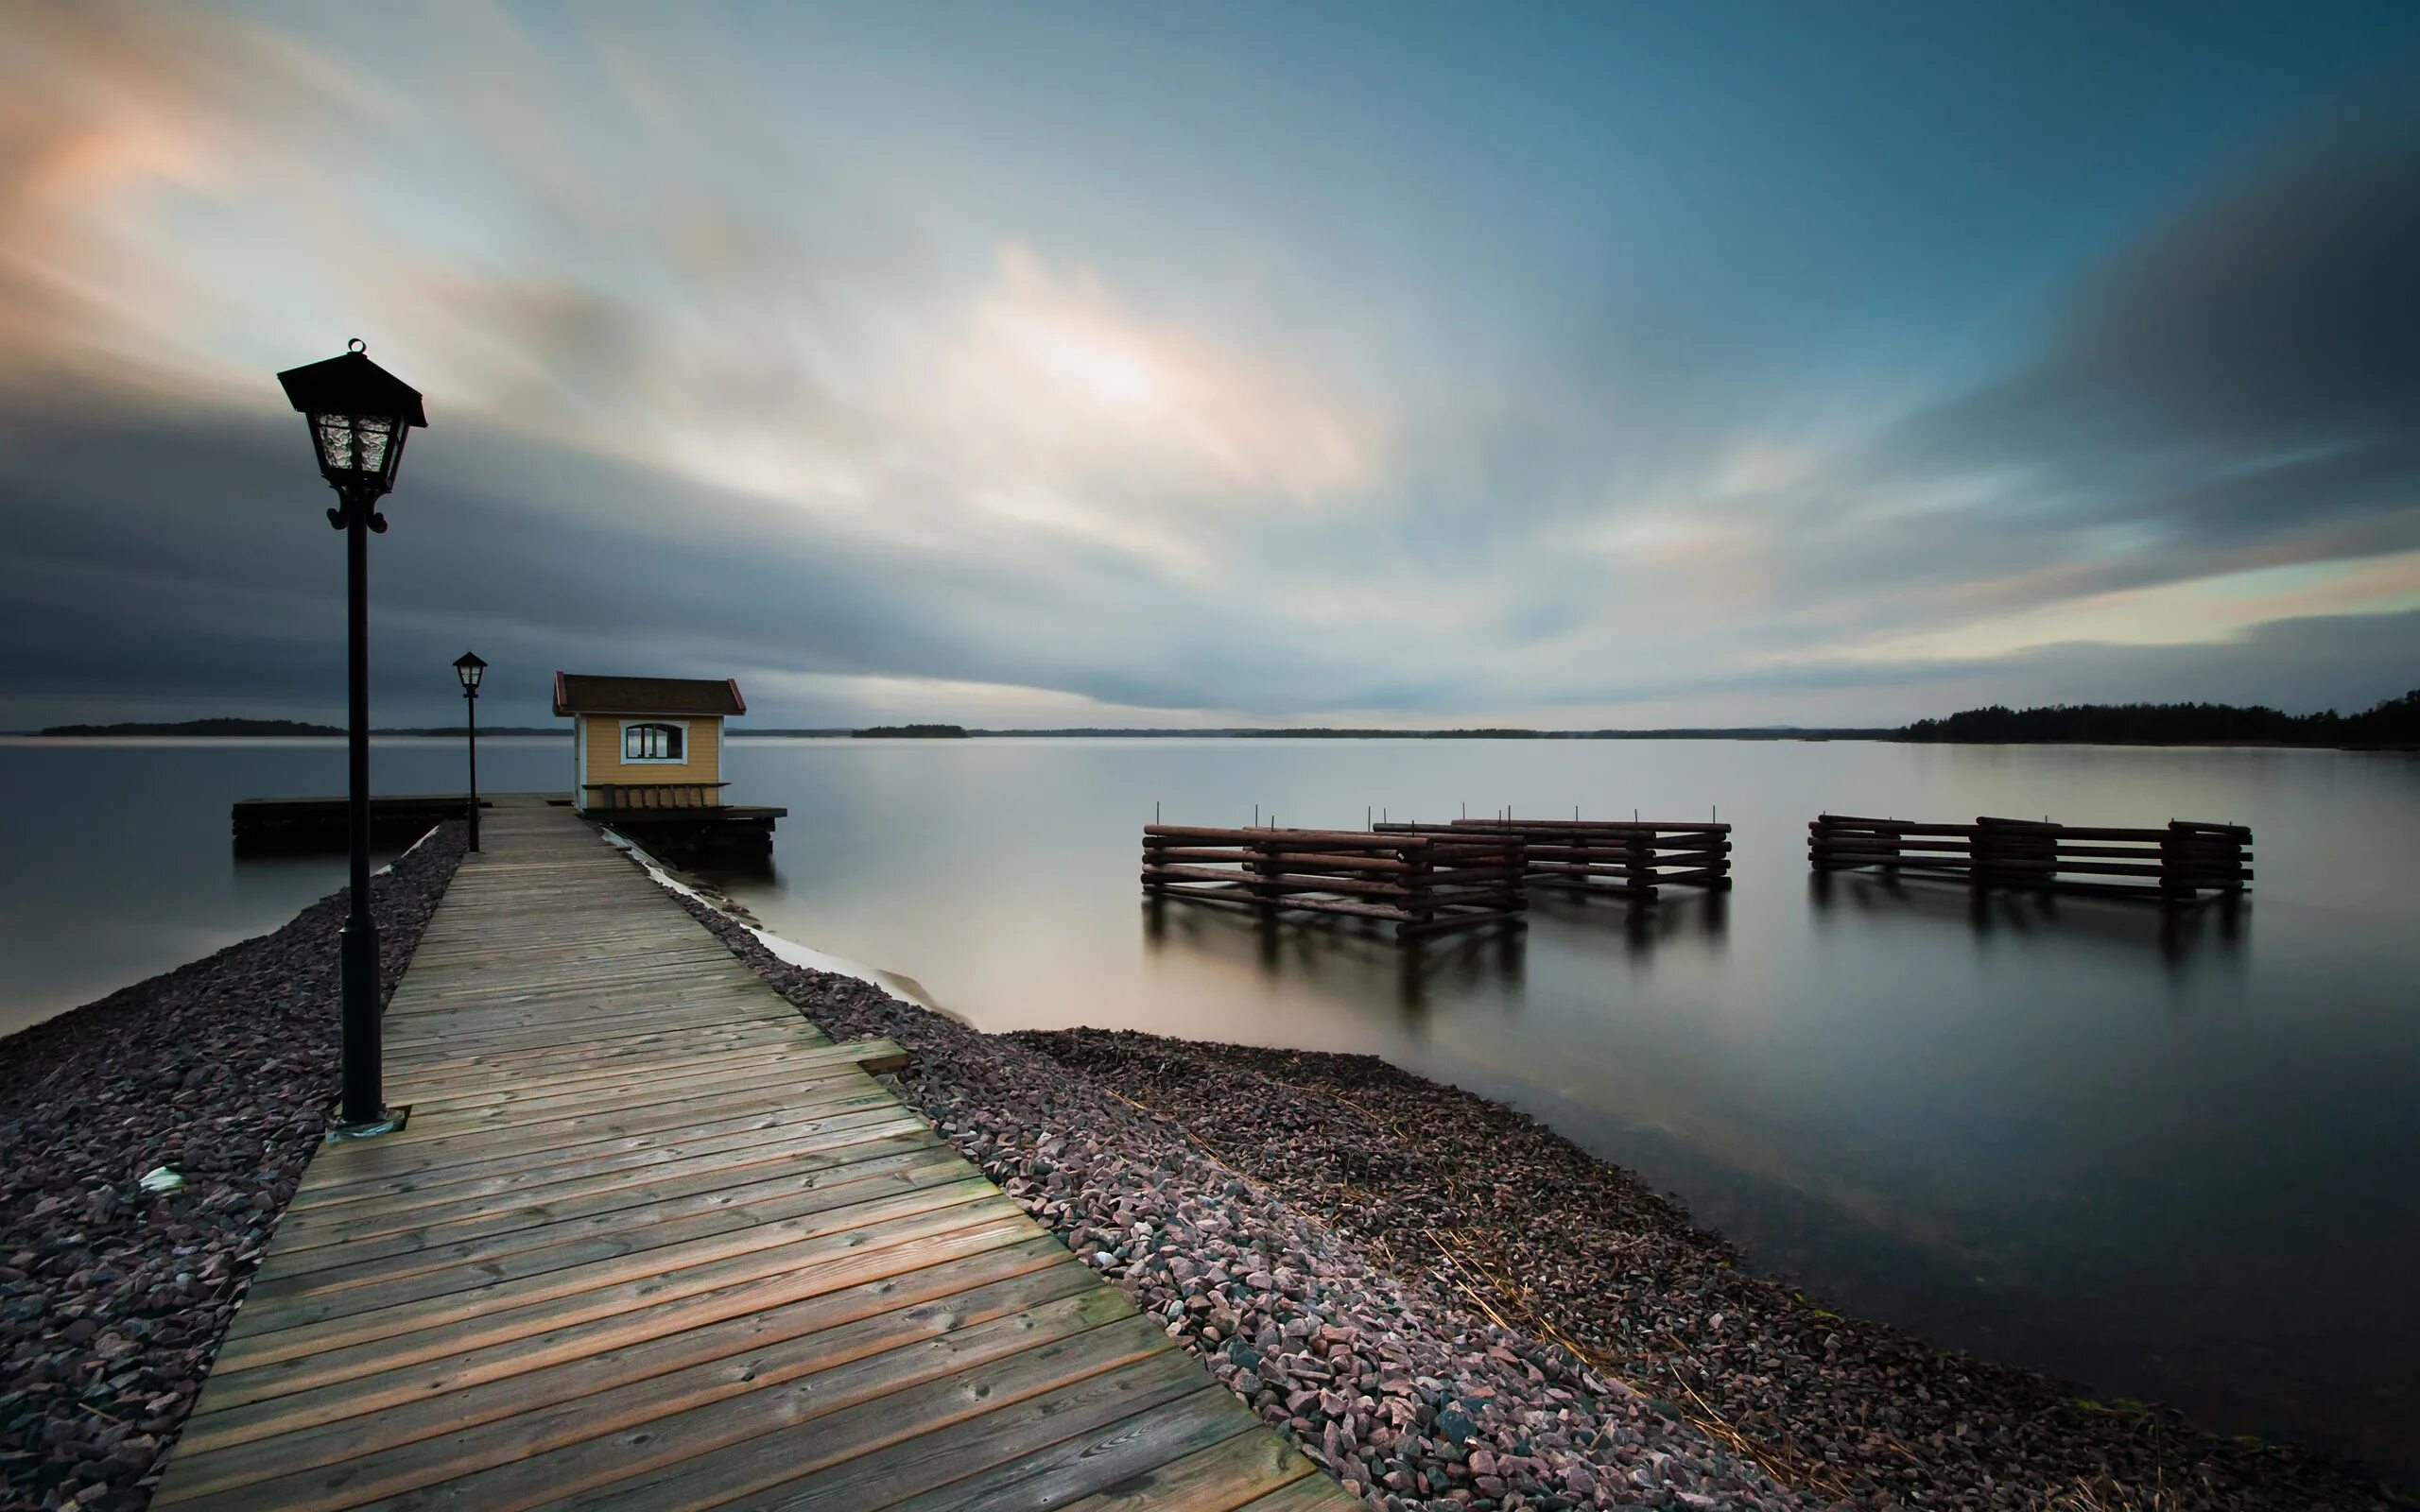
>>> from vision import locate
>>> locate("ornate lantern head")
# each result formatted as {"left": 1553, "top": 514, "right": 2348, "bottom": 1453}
{"left": 277, "top": 339, "right": 427, "bottom": 500}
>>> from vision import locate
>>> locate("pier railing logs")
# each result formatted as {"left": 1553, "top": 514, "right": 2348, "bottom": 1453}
{"left": 1375, "top": 818, "right": 1732, "bottom": 900}
{"left": 1142, "top": 825, "right": 1527, "bottom": 939}
{"left": 1807, "top": 814, "right": 2252, "bottom": 902}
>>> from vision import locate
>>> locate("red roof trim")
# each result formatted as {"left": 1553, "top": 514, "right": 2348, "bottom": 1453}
{"left": 551, "top": 671, "right": 746, "bottom": 717}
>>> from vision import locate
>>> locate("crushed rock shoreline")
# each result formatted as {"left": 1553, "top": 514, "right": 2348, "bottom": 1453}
{"left": 1012, "top": 1030, "right": 2399, "bottom": 1512}
{"left": 0, "top": 825, "right": 466, "bottom": 1512}
{"left": 669, "top": 890, "right": 2395, "bottom": 1512}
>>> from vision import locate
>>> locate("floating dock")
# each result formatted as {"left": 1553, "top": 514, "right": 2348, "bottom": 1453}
{"left": 155, "top": 798, "right": 1348, "bottom": 1511}
{"left": 1808, "top": 814, "right": 2253, "bottom": 902}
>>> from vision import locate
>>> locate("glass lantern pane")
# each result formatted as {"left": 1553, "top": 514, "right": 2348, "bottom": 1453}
{"left": 315, "top": 415, "right": 354, "bottom": 472}
{"left": 355, "top": 414, "right": 393, "bottom": 473}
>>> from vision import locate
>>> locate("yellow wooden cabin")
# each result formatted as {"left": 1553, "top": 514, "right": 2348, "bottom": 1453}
{"left": 553, "top": 672, "right": 748, "bottom": 813}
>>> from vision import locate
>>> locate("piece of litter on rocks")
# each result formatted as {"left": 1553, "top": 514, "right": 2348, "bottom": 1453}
{"left": 138, "top": 1166, "right": 183, "bottom": 1194}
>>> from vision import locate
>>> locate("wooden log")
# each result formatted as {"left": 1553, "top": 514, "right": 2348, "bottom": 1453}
{"left": 1813, "top": 816, "right": 1985, "bottom": 834}
{"left": 1145, "top": 825, "right": 1415, "bottom": 849}
{"left": 1639, "top": 848, "right": 1728, "bottom": 868}
{"left": 1812, "top": 841, "right": 1978, "bottom": 860}
{"left": 1148, "top": 848, "right": 1414, "bottom": 872}
{"left": 1441, "top": 818, "right": 1731, "bottom": 834}
{"left": 1651, "top": 866, "right": 1724, "bottom": 887}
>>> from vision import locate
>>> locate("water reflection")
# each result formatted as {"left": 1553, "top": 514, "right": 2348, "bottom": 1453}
{"left": 1141, "top": 894, "right": 1526, "bottom": 1014}
{"left": 1529, "top": 885, "right": 1729, "bottom": 956}
{"left": 691, "top": 852, "right": 778, "bottom": 888}
{"left": 1807, "top": 869, "right": 2248, "bottom": 967}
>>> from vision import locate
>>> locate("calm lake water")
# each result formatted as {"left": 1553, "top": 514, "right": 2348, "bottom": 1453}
{"left": 3, "top": 734, "right": 2414, "bottom": 1481}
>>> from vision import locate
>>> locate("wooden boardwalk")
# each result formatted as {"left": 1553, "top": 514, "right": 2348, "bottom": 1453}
{"left": 153, "top": 801, "right": 1352, "bottom": 1512}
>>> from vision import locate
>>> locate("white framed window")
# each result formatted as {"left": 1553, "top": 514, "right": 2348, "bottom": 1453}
{"left": 620, "top": 720, "right": 688, "bottom": 764}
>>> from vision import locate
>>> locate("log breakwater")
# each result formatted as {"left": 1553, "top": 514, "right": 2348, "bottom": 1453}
{"left": 1376, "top": 817, "right": 1732, "bottom": 899}
{"left": 1141, "top": 824, "right": 1527, "bottom": 938}
{"left": 1808, "top": 814, "right": 2253, "bottom": 902}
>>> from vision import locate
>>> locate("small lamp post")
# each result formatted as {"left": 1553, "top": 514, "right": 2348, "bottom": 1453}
{"left": 278, "top": 339, "right": 427, "bottom": 1137}
{"left": 454, "top": 652, "right": 487, "bottom": 852}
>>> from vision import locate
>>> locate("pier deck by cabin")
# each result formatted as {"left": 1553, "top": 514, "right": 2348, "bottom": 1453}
{"left": 232, "top": 791, "right": 786, "bottom": 859}
{"left": 155, "top": 799, "right": 1348, "bottom": 1512}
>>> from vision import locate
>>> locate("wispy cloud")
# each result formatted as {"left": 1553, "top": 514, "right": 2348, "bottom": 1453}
{"left": 2, "top": 4, "right": 2417, "bottom": 727}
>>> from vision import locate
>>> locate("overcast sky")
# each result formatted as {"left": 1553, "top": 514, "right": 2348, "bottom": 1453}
{"left": 4, "top": 2, "right": 2417, "bottom": 729}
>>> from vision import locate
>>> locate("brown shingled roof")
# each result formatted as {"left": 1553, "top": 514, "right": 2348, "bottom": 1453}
{"left": 553, "top": 672, "right": 747, "bottom": 717}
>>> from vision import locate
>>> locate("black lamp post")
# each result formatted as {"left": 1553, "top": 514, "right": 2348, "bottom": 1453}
{"left": 454, "top": 652, "right": 486, "bottom": 852}
{"left": 278, "top": 339, "right": 427, "bottom": 1137}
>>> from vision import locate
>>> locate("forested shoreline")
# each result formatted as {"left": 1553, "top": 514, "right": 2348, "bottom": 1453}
{"left": 1896, "top": 690, "right": 2420, "bottom": 746}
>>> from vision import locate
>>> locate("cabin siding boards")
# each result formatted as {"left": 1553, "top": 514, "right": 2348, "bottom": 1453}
{"left": 579, "top": 713, "right": 722, "bottom": 791}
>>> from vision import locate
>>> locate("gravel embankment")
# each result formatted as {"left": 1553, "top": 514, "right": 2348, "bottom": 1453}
{"left": 1012, "top": 1031, "right": 2398, "bottom": 1512}
{"left": 0, "top": 827, "right": 466, "bottom": 1512}
{"left": 668, "top": 885, "right": 2394, "bottom": 1512}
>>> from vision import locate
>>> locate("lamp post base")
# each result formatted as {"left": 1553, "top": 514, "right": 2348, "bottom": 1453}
{"left": 326, "top": 1108, "right": 407, "bottom": 1142}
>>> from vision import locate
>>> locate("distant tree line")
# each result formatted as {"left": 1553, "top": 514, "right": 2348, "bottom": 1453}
{"left": 852, "top": 724, "right": 970, "bottom": 738}
{"left": 39, "top": 717, "right": 343, "bottom": 736}
{"left": 1896, "top": 690, "right": 2420, "bottom": 746}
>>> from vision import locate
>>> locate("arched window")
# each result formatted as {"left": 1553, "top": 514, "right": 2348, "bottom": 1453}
{"left": 624, "top": 722, "right": 685, "bottom": 762}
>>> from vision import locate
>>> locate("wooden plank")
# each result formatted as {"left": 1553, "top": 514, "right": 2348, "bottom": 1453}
{"left": 881, "top": 1387, "right": 1265, "bottom": 1512}
{"left": 750, "top": 1367, "right": 1235, "bottom": 1512}
{"left": 1234, "top": 1474, "right": 1366, "bottom": 1510}
{"left": 1056, "top": 1427, "right": 1319, "bottom": 1511}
